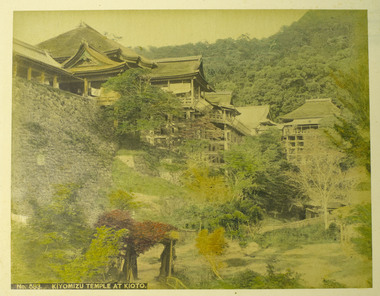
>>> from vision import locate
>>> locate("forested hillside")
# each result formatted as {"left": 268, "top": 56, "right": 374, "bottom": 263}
{"left": 135, "top": 10, "right": 368, "bottom": 118}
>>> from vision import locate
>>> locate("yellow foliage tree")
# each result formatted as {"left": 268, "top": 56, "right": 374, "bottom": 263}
{"left": 183, "top": 166, "right": 233, "bottom": 203}
{"left": 195, "top": 227, "right": 227, "bottom": 280}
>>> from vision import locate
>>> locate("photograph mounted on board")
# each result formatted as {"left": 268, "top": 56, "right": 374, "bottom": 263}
{"left": 11, "top": 10, "right": 371, "bottom": 290}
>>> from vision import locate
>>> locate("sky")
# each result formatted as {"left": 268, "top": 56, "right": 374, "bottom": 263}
{"left": 13, "top": 10, "right": 307, "bottom": 48}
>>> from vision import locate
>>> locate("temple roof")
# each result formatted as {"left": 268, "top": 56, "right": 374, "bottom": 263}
{"left": 37, "top": 23, "right": 154, "bottom": 67}
{"left": 280, "top": 99, "right": 340, "bottom": 122}
{"left": 62, "top": 42, "right": 127, "bottom": 74}
{"left": 151, "top": 56, "right": 204, "bottom": 78}
{"left": 150, "top": 56, "right": 213, "bottom": 92}
{"left": 236, "top": 105, "right": 276, "bottom": 132}
{"left": 13, "top": 38, "right": 81, "bottom": 80}
{"left": 14, "top": 38, "right": 64, "bottom": 69}
{"left": 205, "top": 92, "right": 234, "bottom": 109}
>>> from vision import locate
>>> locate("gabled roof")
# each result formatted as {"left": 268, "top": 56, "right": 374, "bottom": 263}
{"left": 280, "top": 99, "right": 340, "bottom": 121}
{"left": 37, "top": 23, "right": 154, "bottom": 67}
{"left": 150, "top": 56, "right": 213, "bottom": 92}
{"left": 236, "top": 105, "right": 276, "bottom": 132}
{"left": 13, "top": 38, "right": 82, "bottom": 81}
{"left": 205, "top": 92, "right": 234, "bottom": 109}
{"left": 62, "top": 42, "right": 127, "bottom": 74}
{"left": 14, "top": 38, "right": 64, "bottom": 69}
{"left": 151, "top": 56, "right": 204, "bottom": 78}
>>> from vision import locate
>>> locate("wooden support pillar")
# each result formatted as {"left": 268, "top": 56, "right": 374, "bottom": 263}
{"left": 83, "top": 78, "right": 88, "bottom": 96}
{"left": 190, "top": 78, "right": 194, "bottom": 101}
{"left": 159, "top": 240, "right": 176, "bottom": 279}
{"left": 224, "top": 124, "right": 229, "bottom": 151}
{"left": 40, "top": 72, "right": 45, "bottom": 84}
{"left": 53, "top": 76, "right": 59, "bottom": 88}
{"left": 27, "top": 67, "right": 32, "bottom": 80}
{"left": 168, "top": 240, "right": 173, "bottom": 277}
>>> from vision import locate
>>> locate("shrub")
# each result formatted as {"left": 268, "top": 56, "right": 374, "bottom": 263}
{"left": 250, "top": 264, "right": 302, "bottom": 289}
{"left": 322, "top": 278, "right": 347, "bottom": 288}
{"left": 254, "top": 223, "right": 339, "bottom": 249}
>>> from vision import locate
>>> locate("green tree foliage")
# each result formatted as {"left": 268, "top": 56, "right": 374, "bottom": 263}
{"left": 135, "top": 11, "right": 367, "bottom": 119}
{"left": 12, "top": 184, "right": 92, "bottom": 282}
{"left": 249, "top": 264, "right": 302, "bottom": 289}
{"left": 223, "top": 129, "right": 301, "bottom": 216}
{"left": 59, "top": 226, "right": 128, "bottom": 282}
{"left": 108, "top": 189, "right": 142, "bottom": 210}
{"left": 212, "top": 199, "right": 264, "bottom": 245}
{"left": 347, "top": 203, "right": 372, "bottom": 259}
{"left": 195, "top": 227, "right": 227, "bottom": 280}
{"left": 329, "top": 63, "right": 370, "bottom": 173}
{"left": 102, "top": 68, "right": 182, "bottom": 137}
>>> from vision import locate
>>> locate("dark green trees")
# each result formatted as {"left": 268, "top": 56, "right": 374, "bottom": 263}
{"left": 102, "top": 68, "right": 182, "bottom": 140}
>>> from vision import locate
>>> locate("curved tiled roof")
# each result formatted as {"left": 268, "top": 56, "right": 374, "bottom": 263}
{"left": 14, "top": 38, "right": 64, "bottom": 69}
{"left": 62, "top": 42, "right": 127, "bottom": 73}
{"left": 150, "top": 56, "right": 203, "bottom": 78}
{"left": 280, "top": 99, "right": 340, "bottom": 121}
{"left": 13, "top": 38, "right": 82, "bottom": 81}
{"left": 205, "top": 92, "right": 234, "bottom": 109}
{"left": 236, "top": 105, "right": 273, "bottom": 131}
{"left": 150, "top": 56, "right": 213, "bottom": 92}
{"left": 37, "top": 23, "right": 154, "bottom": 67}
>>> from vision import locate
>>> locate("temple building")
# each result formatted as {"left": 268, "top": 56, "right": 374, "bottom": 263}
{"left": 235, "top": 105, "right": 277, "bottom": 136}
{"left": 14, "top": 22, "right": 277, "bottom": 161}
{"left": 279, "top": 98, "right": 340, "bottom": 161}
{"left": 13, "top": 39, "right": 82, "bottom": 89}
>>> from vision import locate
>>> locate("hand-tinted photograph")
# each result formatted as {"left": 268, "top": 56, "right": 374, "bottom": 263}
{"left": 11, "top": 10, "right": 371, "bottom": 289}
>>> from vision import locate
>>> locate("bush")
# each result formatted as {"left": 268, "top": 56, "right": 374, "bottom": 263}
{"left": 250, "top": 264, "right": 302, "bottom": 289}
{"left": 254, "top": 223, "right": 339, "bottom": 249}
{"left": 322, "top": 278, "right": 347, "bottom": 288}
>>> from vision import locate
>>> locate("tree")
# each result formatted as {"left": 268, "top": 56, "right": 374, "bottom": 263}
{"left": 289, "top": 136, "right": 357, "bottom": 230}
{"left": 182, "top": 166, "right": 233, "bottom": 203}
{"left": 59, "top": 226, "right": 128, "bottom": 282}
{"left": 96, "top": 210, "right": 177, "bottom": 281}
{"left": 102, "top": 68, "right": 182, "bottom": 142}
{"left": 12, "top": 183, "right": 92, "bottom": 282}
{"left": 195, "top": 227, "right": 227, "bottom": 280}
{"left": 329, "top": 63, "right": 370, "bottom": 173}
{"left": 108, "top": 189, "right": 142, "bottom": 211}
{"left": 223, "top": 129, "right": 301, "bottom": 217}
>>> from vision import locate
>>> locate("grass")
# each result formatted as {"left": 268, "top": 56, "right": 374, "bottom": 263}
{"left": 112, "top": 158, "right": 189, "bottom": 198}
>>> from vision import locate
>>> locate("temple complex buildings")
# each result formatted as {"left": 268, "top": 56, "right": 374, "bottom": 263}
{"left": 13, "top": 23, "right": 339, "bottom": 161}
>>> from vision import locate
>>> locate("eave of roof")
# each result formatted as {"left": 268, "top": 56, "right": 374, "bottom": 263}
{"left": 150, "top": 55, "right": 213, "bottom": 90}
{"left": 62, "top": 42, "right": 127, "bottom": 74}
{"left": 236, "top": 105, "right": 273, "bottom": 131}
{"left": 205, "top": 92, "right": 235, "bottom": 109}
{"left": 13, "top": 39, "right": 82, "bottom": 81}
{"left": 280, "top": 99, "right": 340, "bottom": 121}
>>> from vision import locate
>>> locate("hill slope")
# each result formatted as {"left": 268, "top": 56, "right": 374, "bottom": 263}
{"left": 135, "top": 10, "right": 368, "bottom": 118}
